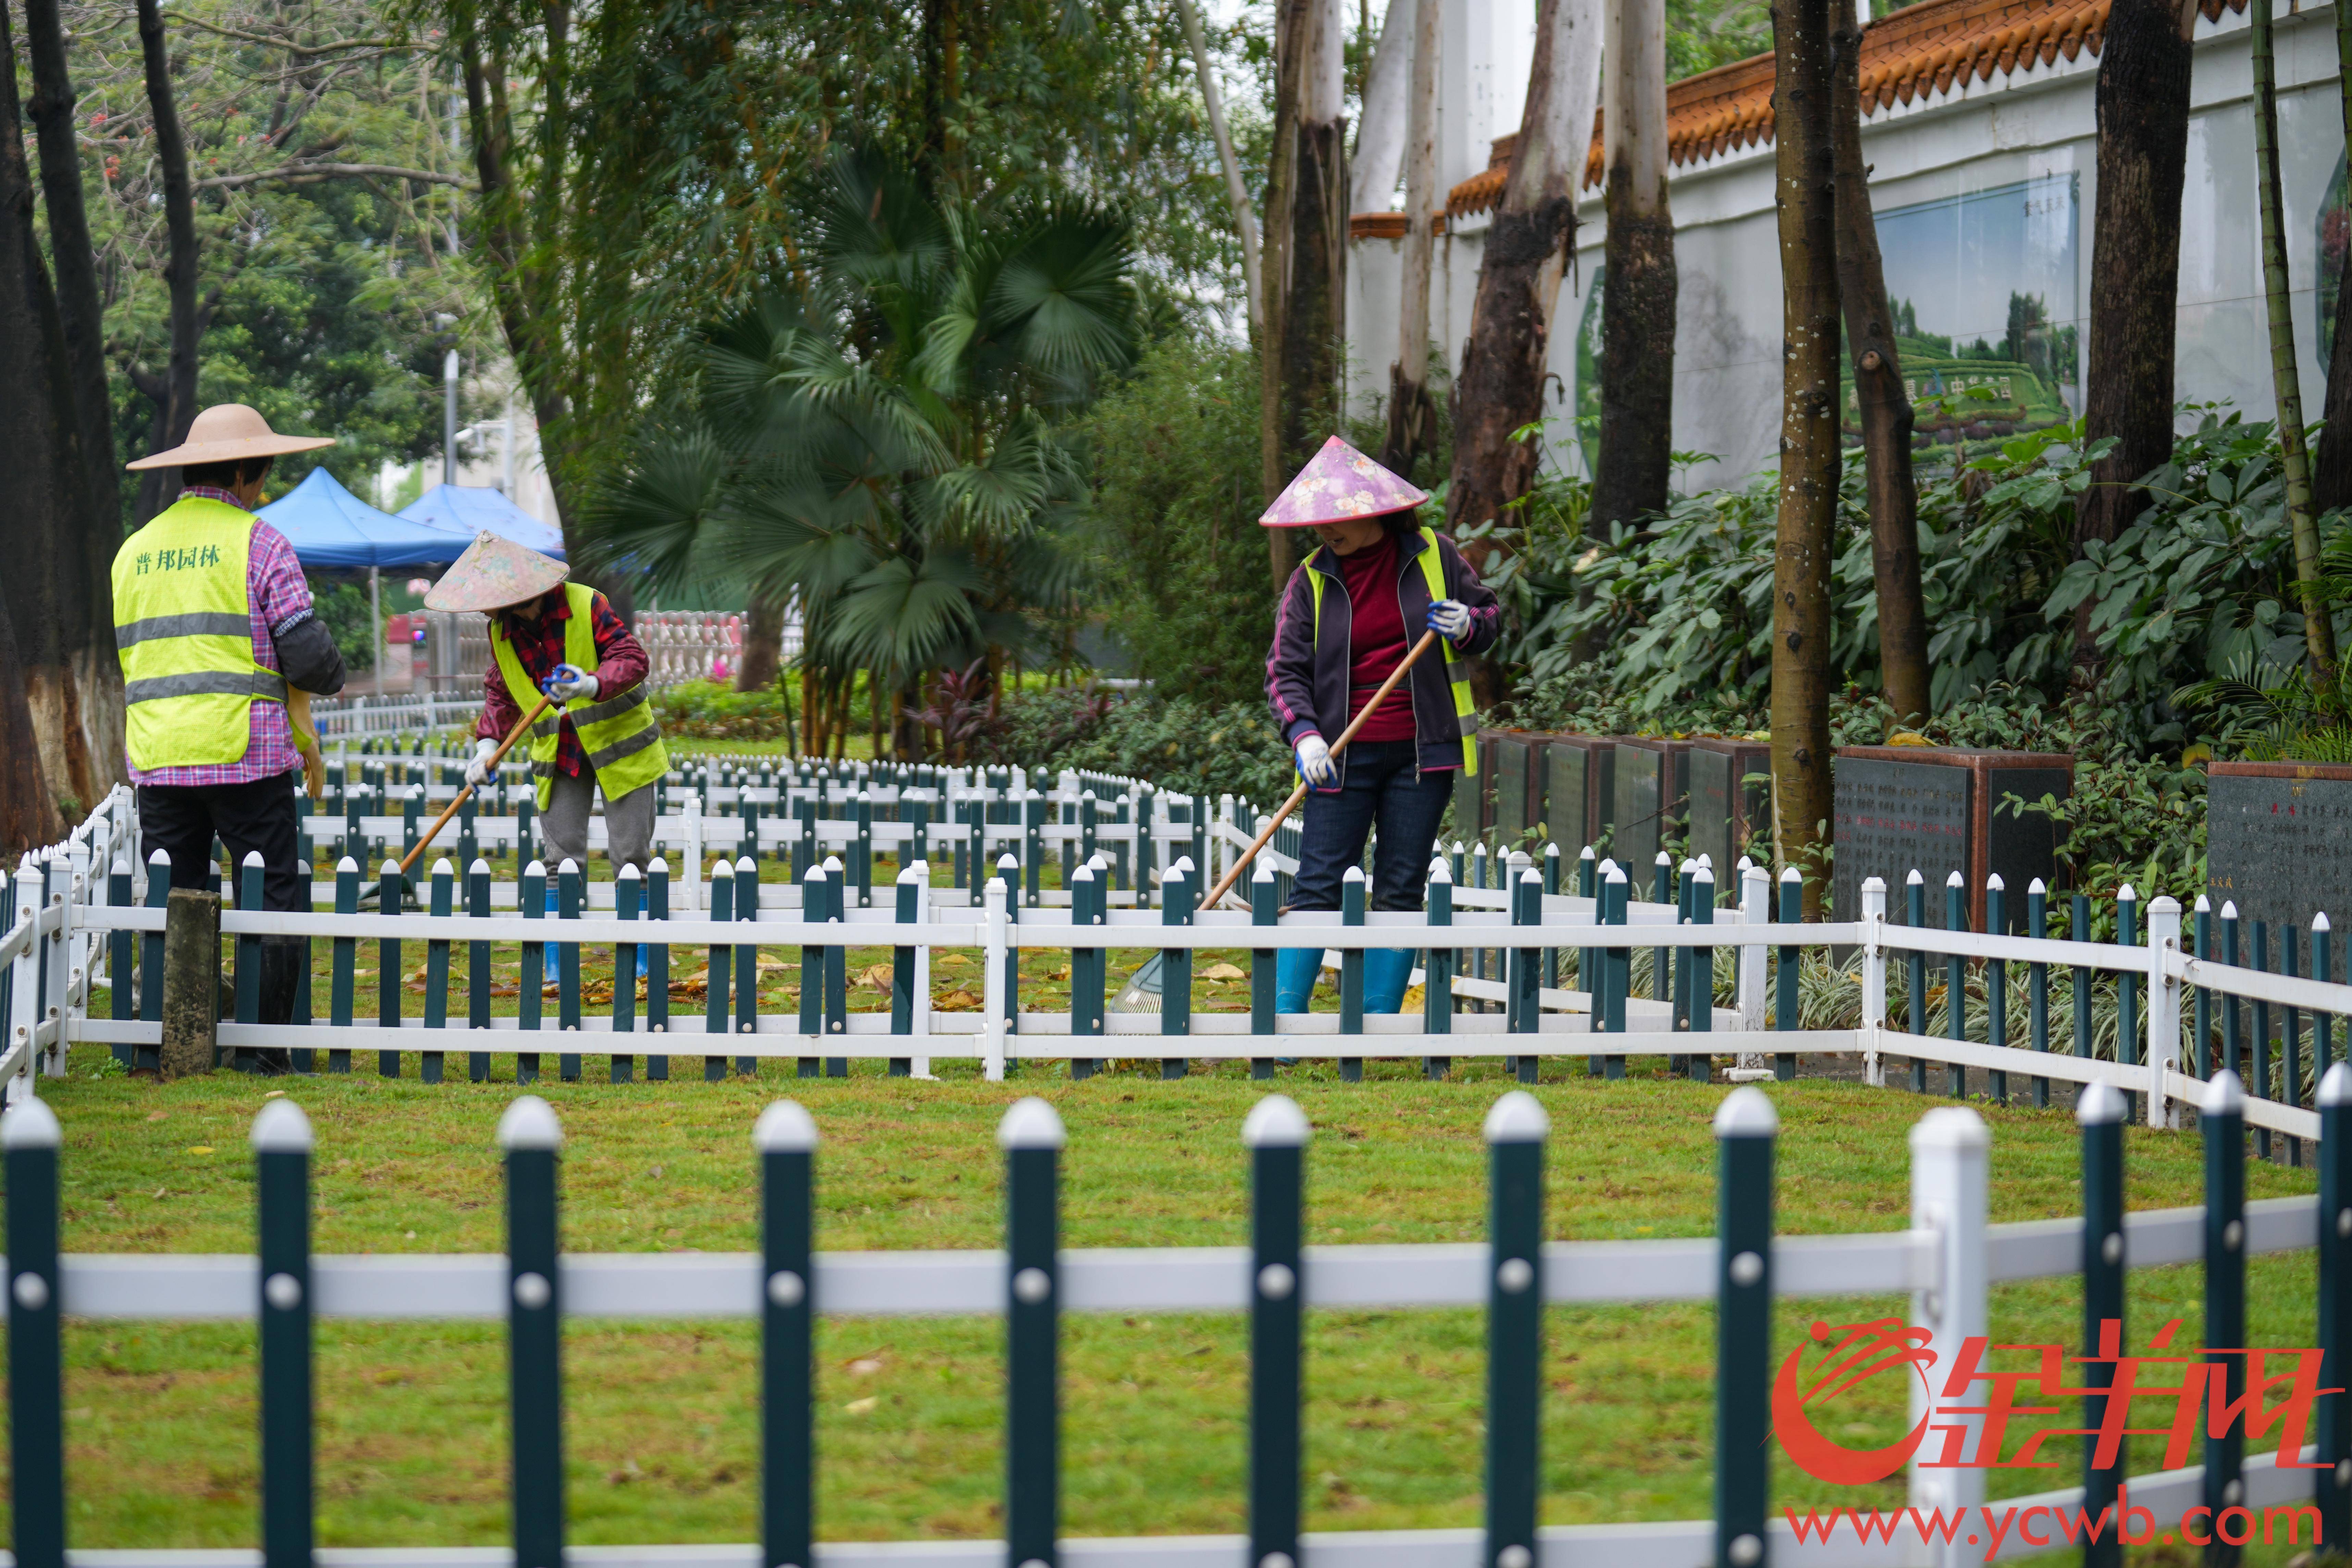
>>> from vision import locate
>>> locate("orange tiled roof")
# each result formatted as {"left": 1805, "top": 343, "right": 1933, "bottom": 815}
{"left": 1383, "top": 0, "right": 2246, "bottom": 228}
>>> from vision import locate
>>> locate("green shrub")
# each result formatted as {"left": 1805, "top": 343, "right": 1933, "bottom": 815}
{"left": 652, "top": 678, "right": 792, "bottom": 739}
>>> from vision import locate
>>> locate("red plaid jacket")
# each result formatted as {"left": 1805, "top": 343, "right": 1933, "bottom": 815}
{"left": 475, "top": 589, "right": 651, "bottom": 778}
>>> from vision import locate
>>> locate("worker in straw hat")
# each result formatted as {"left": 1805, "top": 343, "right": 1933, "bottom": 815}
{"left": 425, "top": 532, "right": 669, "bottom": 877}
{"left": 1262, "top": 435, "right": 1500, "bottom": 1019}
{"left": 114, "top": 404, "right": 351, "bottom": 1046}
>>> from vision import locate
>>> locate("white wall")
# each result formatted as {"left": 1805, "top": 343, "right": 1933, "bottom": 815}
{"left": 1349, "top": 0, "right": 2348, "bottom": 494}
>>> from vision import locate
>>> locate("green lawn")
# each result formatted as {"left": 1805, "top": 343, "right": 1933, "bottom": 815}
{"left": 8, "top": 1058, "right": 2332, "bottom": 1561}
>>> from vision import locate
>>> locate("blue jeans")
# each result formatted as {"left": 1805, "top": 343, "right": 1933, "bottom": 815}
{"left": 1288, "top": 741, "right": 1455, "bottom": 912}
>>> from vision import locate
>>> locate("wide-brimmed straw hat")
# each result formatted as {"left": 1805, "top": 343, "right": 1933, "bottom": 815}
{"left": 423, "top": 531, "right": 570, "bottom": 613}
{"left": 1258, "top": 435, "right": 1428, "bottom": 528}
{"left": 125, "top": 403, "right": 335, "bottom": 471}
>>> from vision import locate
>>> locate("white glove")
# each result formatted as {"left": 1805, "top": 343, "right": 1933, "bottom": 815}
{"left": 1295, "top": 734, "right": 1336, "bottom": 786}
{"left": 545, "top": 662, "right": 599, "bottom": 702}
{"left": 1427, "top": 600, "right": 1473, "bottom": 641}
{"left": 464, "top": 737, "right": 498, "bottom": 789}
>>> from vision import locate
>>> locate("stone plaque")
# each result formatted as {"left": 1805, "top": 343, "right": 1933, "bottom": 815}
{"left": 2207, "top": 762, "right": 2352, "bottom": 936}
{"left": 1612, "top": 739, "right": 1693, "bottom": 875}
{"left": 1448, "top": 733, "right": 1494, "bottom": 842}
{"left": 1688, "top": 739, "right": 1771, "bottom": 889}
{"left": 1832, "top": 746, "right": 2072, "bottom": 933}
{"left": 1491, "top": 732, "right": 1555, "bottom": 847}
{"left": 1543, "top": 736, "right": 1623, "bottom": 854}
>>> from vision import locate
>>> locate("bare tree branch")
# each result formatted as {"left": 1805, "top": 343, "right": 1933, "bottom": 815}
{"left": 170, "top": 14, "right": 418, "bottom": 57}
{"left": 194, "top": 161, "right": 474, "bottom": 189}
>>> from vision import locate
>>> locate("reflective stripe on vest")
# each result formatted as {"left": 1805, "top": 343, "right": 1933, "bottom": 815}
{"left": 491, "top": 582, "right": 670, "bottom": 810}
{"left": 110, "top": 497, "right": 274, "bottom": 771}
{"left": 1305, "top": 526, "right": 1478, "bottom": 775}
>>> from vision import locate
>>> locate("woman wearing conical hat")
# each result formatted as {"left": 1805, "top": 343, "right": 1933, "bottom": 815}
{"left": 1262, "top": 436, "right": 1500, "bottom": 1017}
{"left": 426, "top": 532, "right": 669, "bottom": 878}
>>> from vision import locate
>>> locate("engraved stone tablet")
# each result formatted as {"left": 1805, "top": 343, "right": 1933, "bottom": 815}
{"left": 1832, "top": 746, "right": 2072, "bottom": 932}
{"left": 2206, "top": 762, "right": 2352, "bottom": 936}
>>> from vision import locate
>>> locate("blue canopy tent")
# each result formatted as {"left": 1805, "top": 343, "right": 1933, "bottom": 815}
{"left": 398, "top": 483, "right": 567, "bottom": 560}
{"left": 256, "top": 468, "right": 473, "bottom": 569}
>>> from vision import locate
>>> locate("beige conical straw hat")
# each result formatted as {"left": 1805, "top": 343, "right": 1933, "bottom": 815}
{"left": 423, "top": 531, "right": 570, "bottom": 613}
{"left": 125, "top": 403, "right": 335, "bottom": 471}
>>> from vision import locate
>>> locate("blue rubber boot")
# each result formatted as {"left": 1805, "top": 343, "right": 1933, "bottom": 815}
{"left": 1364, "top": 948, "right": 1415, "bottom": 1014}
{"left": 1276, "top": 946, "right": 1322, "bottom": 1013}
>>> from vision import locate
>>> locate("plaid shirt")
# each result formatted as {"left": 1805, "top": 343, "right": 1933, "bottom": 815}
{"left": 476, "top": 589, "right": 650, "bottom": 777}
{"left": 127, "top": 487, "right": 310, "bottom": 789}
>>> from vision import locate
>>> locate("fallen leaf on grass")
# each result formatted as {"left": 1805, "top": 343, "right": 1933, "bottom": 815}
{"left": 854, "top": 964, "right": 893, "bottom": 990}
{"left": 1202, "top": 962, "right": 1246, "bottom": 980}
{"left": 932, "top": 988, "right": 983, "bottom": 1012}
{"left": 938, "top": 954, "right": 972, "bottom": 968}
{"left": 186, "top": 1146, "right": 214, "bottom": 1156}
{"left": 843, "top": 1396, "right": 878, "bottom": 1415}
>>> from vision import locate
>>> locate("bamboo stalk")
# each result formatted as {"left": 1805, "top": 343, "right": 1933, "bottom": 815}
{"left": 1202, "top": 629, "right": 1441, "bottom": 910}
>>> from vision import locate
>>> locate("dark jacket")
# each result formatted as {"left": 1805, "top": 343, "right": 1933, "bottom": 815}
{"left": 1264, "top": 526, "right": 1501, "bottom": 787}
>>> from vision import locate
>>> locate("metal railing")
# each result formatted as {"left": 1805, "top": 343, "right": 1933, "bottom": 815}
{"left": 1, "top": 1079, "right": 2341, "bottom": 1566}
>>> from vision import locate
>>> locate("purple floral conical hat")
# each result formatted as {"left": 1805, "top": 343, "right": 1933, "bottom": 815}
{"left": 1258, "top": 435, "right": 1429, "bottom": 528}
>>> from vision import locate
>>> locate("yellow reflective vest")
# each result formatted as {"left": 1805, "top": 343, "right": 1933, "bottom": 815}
{"left": 491, "top": 583, "right": 669, "bottom": 810}
{"left": 110, "top": 497, "right": 284, "bottom": 770}
{"left": 1305, "top": 525, "right": 1478, "bottom": 774}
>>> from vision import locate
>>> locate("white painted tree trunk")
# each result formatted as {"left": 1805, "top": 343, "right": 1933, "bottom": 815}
{"left": 1511, "top": 0, "right": 1604, "bottom": 339}
{"left": 1394, "top": 0, "right": 1440, "bottom": 383}
{"left": 1302, "top": 0, "right": 1346, "bottom": 131}
{"left": 1175, "top": 0, "right": 1263, "bottom": 335}
{"left": 1350, "top": 0, "right": 1414, "bottom": 214}
{"left": 1602, "top": 0, "right": 1667, "bottom": 221}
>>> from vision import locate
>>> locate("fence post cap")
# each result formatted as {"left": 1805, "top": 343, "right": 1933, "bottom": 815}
{"left": 2, "top": 1097, "right": 61, "bottom": 1149}
{"left": 525, "top": 860, "right": 547, "bottom": 878}
{"left": 734, "top": 855, "right": 757, "bottom": 874}
{"left": 1545, "top": 842, "right": 1561, "bottom": 859}
{"left": 431, "top": 857, "right": 455, "bottom": 879}
{"left": 2321, "top": 1061, "right": 2352, "bottom": 1107}
{"left": 754, "top": 1099, "right": 819, "bottom": 1152}
{"left": 804, "top": 863, "right": 828, "bottom": 882}
{"left": 470, "top": 857, "right": 493, "bottom": 876}
{"left": 1341, "top": 864, "right": 1365, "bottom": 883}
{"left": 149, "top": 847, "right": 172, "bottom": 866}
{"left": 997, "top": 1096, "right": 1066, "bottom": 1150}
{"left": 1907, "top": 868, "right": 1924, "bottom": 885}
{"left": 1943, "top": 870, "right": 1963, "bottom": 888}
{"left": 336, "top": 855, "right": 360, "bottom": 874}
{"left": 648, "top": 856, "right": 670, "bottom": 875}
{"left": 998, "top": 853, "right": 1019, "bottom": 872}
{"left": 1692, "top": 864, "right": 1715, "bottom": 887}
{"left": 617, "top": 864, "right": 641, "bottom": 881}
{"left": 1861, "top": 875, "right": 1884, "bottom": 892}
{"left": 251, "top": 1098, "right": 315, "bottom": 1151}
{"left": 557, "top": 858, "right": 581, "bottom": 876}
{"left": 2075, "top": 1081, "right": 2127, "bottom": 1126}
{"left": 1714, "top": 1086, "right": 1778, "bottom": 1138}
{"left": 2117, "top": 884, "right": 2137, "bottom": 902}
{"left": 2203, "top": 1069, "right": 2244, "bottom": 1115}
{"left": 1580, "top": 845, "right": 1596, "bottom": 862}
{"left": 1242, "top": 1094, "right": 1311, "bottom": 1148}
{"left": 1910, "top": 1104, "right": 1990, "bottom": 1151}
{"left": 1427, "top": 858, "right": 1452, "bottom": 884}
{"left": 111, "top": 855, "right": 132, "bottom": 877}
{"left": 2193, "top": 893, "right": 2210, "bottom": 912}
{"left": 1681, "top": 857, "right": 1699, "bottom": 874}
{"left": 824, "top": 855, "right": 843, "bottom": 873}
{"left": 1484, "top": 1089, "right": 1550, "bottom": 1144}
{"left": 1778, "top": 866, "right": 1801, "bottom": 884}
{"left": 1736, "top": 855, "right": 1753, "bottom": 873}
{"left": 1253, "top": 859, "right": 1277, "bottom": 883}
{"left": 1175, "top": 856, "right": 1196, "bottom": 876}
{"left": 497, "top": 1095, "right": 563, "bottom": 1150}
{"left": 1520, "top": 867, "right": 1541, "bottom": 884}
{"left": 2030, "top": 878, "right": 2047, "bottom": 895}
{"left": 241, "top": 850, "right": 265, "bottom": 868}
{"left": 2148, "top": 895, "right": 2179, "bottom": 915}
{"left": 379, "top": 858, "right": 402, "bottom": 878}
{"left": 1986, "top": 872, "right": 2004, "bottom": 891}
{"left": 1605, "top": 863, "right": 1627, "bottom": 884}
{"left": 2221, "top": 900, "right": 2239, "bottom": 919}
{"left": 2317, "top": 912, "right": 2332, "bottom": 932}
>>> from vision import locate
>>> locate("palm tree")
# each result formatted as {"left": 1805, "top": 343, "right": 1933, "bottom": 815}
{"left": 585, "top": 146, "right": 1138, "bottom": 757}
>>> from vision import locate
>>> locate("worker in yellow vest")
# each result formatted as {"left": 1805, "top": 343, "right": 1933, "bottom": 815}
{"left": 114, "top": 405, "right": 350, "bottom": 1035}
{"left": 425, "top": 532, "right": 669, "bottom": 875}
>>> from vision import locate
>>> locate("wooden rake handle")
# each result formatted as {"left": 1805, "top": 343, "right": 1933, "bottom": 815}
{"left": 396, "top": 691, "right": 558, "bottom": 878}
{"left": 1201, "top": 628, "right": 1444, "bottom": 911}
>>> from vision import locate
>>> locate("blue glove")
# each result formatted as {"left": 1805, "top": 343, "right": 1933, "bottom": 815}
{"left": 1427, "top": 600, "right": 1473, "bottom": 641}
{"left": 543, "top": 663, "right": 599, "bottom": 702}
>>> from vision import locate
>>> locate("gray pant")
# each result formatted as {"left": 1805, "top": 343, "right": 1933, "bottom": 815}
{"left": 539, "top": 768, "right": 656, "bottom": 875}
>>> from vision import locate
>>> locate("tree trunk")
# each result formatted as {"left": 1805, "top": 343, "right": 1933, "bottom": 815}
{"left": 0, "top": 586, "right": 64, "bottom": 851}
{"left": 2310, "top": 0, "right": 2352, "bottom": 517}
{"left": 1260, "top": 0, "right": 1305, "bottom": 590}
{"left": 1175, "top": 0, "right": 1262, "bottom": 336}
{"left": 1349, "top": 0, "right": 1413, "bottom": 214}
{"left": 23, "top": 0, "right": 119, "bottom": 533}
{"left": 2071, "top": 0, "right": 2195, "bottom": 679}
{"left": 1380, "top": 0, "right": 1442, "bottom": 479}
{"left": 1277, "top": 0, "right": 1347, "bottom": 513}
{"left": 1769, "top": 0, "right": 1841, "bottom": 906}
{"left": 736, "top": 593, "right": 784, "bottom": 692}
{"left": 1830, "top": 0, "right": 1931, "bottom": 723}
{"left": 1444, "top": 0, "right": 1604, "bottom": 572}
{"left": 2250, "top": 0, "right": 2335, "bottom": 694}
{"left": 135, "top": 0, "right": 201, "bottom": 523}
{"left": 1, "top": 0, "right": 111, "bottom": 822}
{"left": 1592, "top": 0, "right": 1676, "bottom": 533}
